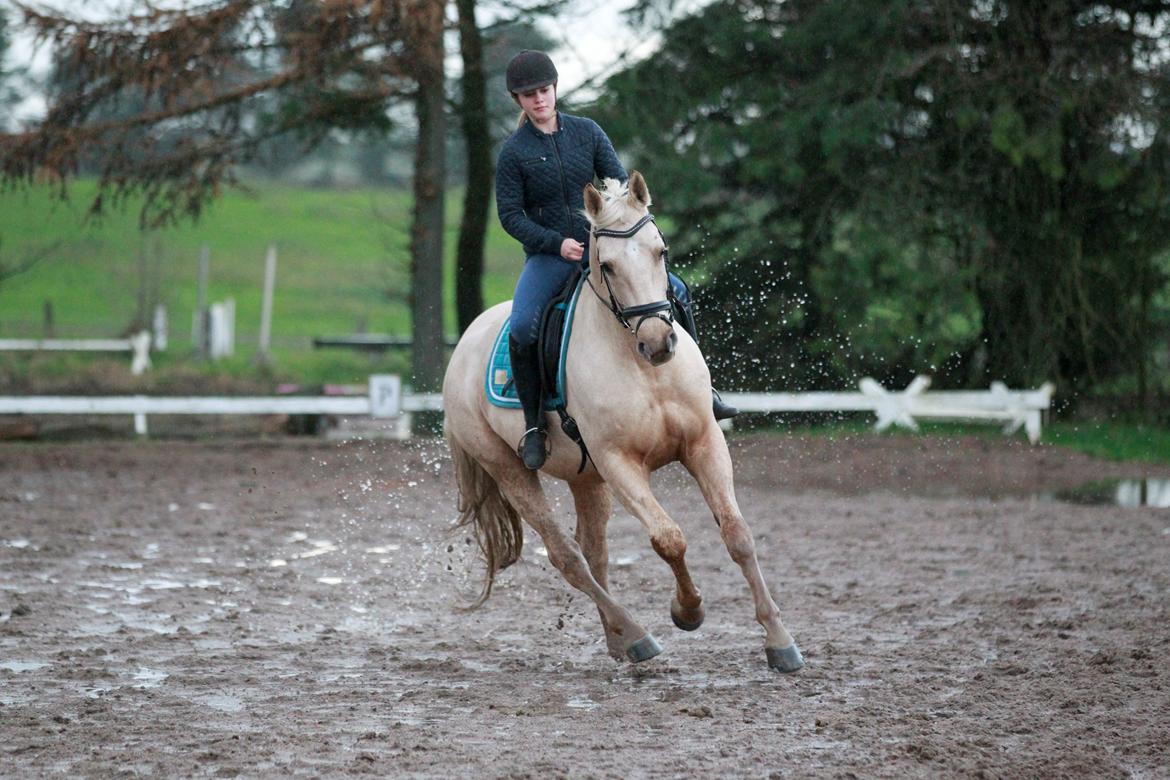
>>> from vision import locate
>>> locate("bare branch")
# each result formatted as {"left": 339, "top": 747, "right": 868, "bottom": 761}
{"left": 1, "top": 0, "right": 417, "bottom": 226}
{"left": 0, "top": 238, "right": 60, "bottom": 282}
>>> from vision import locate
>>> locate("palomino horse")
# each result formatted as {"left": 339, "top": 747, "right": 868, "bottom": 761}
{"left": 442, "top": 172, "right": 803, "bottom": 672}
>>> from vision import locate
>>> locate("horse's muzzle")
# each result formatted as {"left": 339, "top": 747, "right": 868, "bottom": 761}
{"left": 638, "top": 330, "right": 677, "bottom": 366}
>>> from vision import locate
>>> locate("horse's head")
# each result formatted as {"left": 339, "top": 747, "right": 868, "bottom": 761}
{"left": 583, "top": 172, "right": 677, "bottom": 366}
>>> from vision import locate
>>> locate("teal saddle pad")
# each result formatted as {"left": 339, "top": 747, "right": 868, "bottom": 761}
{"left": 486, "top": 270, "right": 587, "bottom": 410}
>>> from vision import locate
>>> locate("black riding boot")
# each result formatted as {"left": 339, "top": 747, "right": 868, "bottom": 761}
{"left": 508, "top": 334, "right": 549, "bottom": 469}
{"left": 672, "top": 295, "right": 740, "bottom": 421}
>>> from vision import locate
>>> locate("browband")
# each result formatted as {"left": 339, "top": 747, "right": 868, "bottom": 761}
{"left": 592, "top": 213, "right": 657, "bottom": 240}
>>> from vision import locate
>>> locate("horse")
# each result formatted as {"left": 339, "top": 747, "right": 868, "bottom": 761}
{"left": 441, "top": 172, "right": 803, "bottom": 672}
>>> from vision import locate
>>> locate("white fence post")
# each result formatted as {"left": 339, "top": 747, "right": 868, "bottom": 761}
{"left": 860, "top": 375, "right": 931, "bottom": 432}
{"left": 208, "top": 299, "right": 235, "bottom": 360}
{"left": 152, "top": 304, "right": 168, "bottom": 352}
{"left": 258, "top": 245, "right": 277, "bottom": 361}
{"left": 129, "top": 331, "right": 152, "bottom": 375}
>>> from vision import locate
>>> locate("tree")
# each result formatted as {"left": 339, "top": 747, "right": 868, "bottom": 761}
{"left": 0, "top": 0, "right": 448, "bottom": 392}
{"left": 596, "top": 0, "right": 1170, "bottom": 403}
{"left": 406, "top": 0, "right": 447, "bottom": 396}
{"left": 455, "top": 0, "right": 489, "bottom": 334}
{"left": 453, "top": 8, "right": 561, "bottom": 333}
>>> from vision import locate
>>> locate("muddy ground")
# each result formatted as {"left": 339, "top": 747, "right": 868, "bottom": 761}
{"left": 2, "top": 432, "right": 1169, "bottom": 778}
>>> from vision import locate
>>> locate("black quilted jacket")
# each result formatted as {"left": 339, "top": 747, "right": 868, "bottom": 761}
{"left": 495, "top": 113, "right": 627, "bottom": 258}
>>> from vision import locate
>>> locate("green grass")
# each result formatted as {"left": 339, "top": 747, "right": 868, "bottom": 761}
{"left": 0, "top": 179, "right": 522, "bottom": 385}
{"left": 1042, "top": 421, "right": 1170, "bottom": 464}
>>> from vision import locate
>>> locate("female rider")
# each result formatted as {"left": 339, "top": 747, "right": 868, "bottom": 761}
{"left": 496, "top": 50, "right": 737, "bottom": 470}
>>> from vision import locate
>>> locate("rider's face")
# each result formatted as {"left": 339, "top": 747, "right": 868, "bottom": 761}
{"left": 516, "top": 84, "right": 556, "bottom": 123}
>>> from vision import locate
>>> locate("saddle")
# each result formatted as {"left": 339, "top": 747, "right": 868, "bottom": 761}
{"left": 486, "top": 267, "right": 591, "bottom": 470}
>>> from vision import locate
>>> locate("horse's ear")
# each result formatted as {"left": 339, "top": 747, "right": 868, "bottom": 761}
{"left": 583, "top": 183, "right": 604, "bottom": 219}
{"left": 628, "top": 170, "right": 652, "bottom": 209}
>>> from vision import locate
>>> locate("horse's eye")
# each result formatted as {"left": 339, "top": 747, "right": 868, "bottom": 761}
{"left": 599, "top": 262, "right": 613, "bottom": 275}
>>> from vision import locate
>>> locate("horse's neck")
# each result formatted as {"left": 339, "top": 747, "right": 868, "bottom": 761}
{"left": 575, "top": 285, "right": 633, "bottom": 365}
{"left": 570, "top": 284, "right": 665, "bottom": 403}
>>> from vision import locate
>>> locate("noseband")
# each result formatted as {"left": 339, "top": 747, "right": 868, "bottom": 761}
{"left": 588, "top": 213, "right": 675, "bottom": 337}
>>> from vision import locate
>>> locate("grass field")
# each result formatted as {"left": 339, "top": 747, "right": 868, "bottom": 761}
{"left": 0, "top": 179, "right": 521, "bottom": 384}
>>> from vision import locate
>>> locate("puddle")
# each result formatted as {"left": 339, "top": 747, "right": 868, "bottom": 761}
{"left": 196, "top": 693, "right": 244, "bottom": 713}
{"left": 567, "top": 696, "right": 600, "bottom": 710}
{"left": 132, "top": 667, "right": 169, "bottom": 688}
{"left": 0, "top": 660, "right": 50, "bottom": 673}
{"left": 293, "top": 540, "right": 338, "bottom": 559}
{"left": 84, "top": 682, "right": 120, "bottom": 699}
{"left": 1048, "top": 479, "right": 1170, "bottom": 508}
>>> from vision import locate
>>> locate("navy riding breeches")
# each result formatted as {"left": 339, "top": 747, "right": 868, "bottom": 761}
{"left": 510, "top": 253, "right": 690, "bottom": 348}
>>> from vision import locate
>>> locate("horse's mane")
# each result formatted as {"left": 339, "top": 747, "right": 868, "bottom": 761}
{"left": 585, "top": 178, "right": 645, "bottom": 229}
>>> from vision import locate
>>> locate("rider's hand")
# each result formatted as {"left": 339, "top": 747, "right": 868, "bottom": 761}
{"left": 560, "top": 238, "right": 584, "bottom": 262}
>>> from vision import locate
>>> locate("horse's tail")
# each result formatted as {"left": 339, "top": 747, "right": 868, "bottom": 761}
{"left": 448, "top": 434, "right": 524, "bottom": 609}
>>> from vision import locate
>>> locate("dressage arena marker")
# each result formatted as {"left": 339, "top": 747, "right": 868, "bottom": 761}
{"left": 0, "top": 375, "right": 1050, "bottom": 440}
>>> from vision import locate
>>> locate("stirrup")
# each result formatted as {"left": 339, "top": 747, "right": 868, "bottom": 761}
{"left": 516, "top": 426, "right": 549, "bottom": 470}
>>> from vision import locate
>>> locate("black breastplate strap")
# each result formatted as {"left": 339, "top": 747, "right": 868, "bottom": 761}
{"left": 589, "top": 214, "right": 675, "bottom": 333}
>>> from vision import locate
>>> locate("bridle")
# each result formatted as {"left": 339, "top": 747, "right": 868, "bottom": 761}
{"left": 587, "top": 213, "right": 675, "bottom": 337}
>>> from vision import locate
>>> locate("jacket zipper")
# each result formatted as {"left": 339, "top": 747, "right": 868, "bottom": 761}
{"left": 549, "top": 128, "right": 573, "bottom": 229}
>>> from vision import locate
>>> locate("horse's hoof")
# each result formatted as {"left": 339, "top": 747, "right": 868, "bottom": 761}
{"left": 625, "top": 634, "right": 664, "bottom": 663}
{"left": 765, "top": 643, "right": 804, "bottom": 673}
{"left": 670, "top": 598, "right": 704, "bottom": 631}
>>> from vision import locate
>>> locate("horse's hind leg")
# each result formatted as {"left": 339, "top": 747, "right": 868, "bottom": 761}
{"left": 569, "top": 479, "right": 624, "bottom": 660}
{"left": 483, "top": 457, "right": 662, "bottom": 663}
{"left": 593, "top": 454, "right": 706, "bottom": 634}
{"left": 682, "top": 426, "right": 803, "bottom": 672}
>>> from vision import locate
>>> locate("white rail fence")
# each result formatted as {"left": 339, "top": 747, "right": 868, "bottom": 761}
{"left": 0, "top": 304, "right": 169, "bottom": 375}
{"left": 0, "top": 331, "right": 156, "bottom": 375}
{"left": 0, "top": 375, "right": 1053, "bottom": 441}
{"left": 723, "top": 376, "right": 1056, "bottom": 443}
{"left": 0, "top": 376, "right": 431, "bottom": 436}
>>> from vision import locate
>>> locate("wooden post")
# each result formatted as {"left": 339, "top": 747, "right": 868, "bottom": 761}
{"left": 257, "top": 245, "right": 277, "bottom": 363}
{"left": 152, "top": 305, "right": 168, "bottom": 351}
{"left": 42, "top": 300, "right": 54, "bottom": 338}
{"left": 194, "top": 245, "right": 210, "bottom": 357}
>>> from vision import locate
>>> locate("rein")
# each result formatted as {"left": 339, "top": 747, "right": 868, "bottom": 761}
{"left": 588, "top": 213, "right": 675, "bottom": 336}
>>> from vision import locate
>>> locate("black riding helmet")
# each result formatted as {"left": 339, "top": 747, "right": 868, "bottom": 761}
{"left": 506, "top": 50, "right": 558, "bottom": 94}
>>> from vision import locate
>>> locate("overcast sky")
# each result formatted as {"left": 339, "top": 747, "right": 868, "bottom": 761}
{"left": 3, "top": 0, "right": 679, "bottom": 123}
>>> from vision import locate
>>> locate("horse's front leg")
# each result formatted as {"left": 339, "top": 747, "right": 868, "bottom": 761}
{"left": 682, "top": 426, "right": 804, "bottom": 672}
{"left": 593, "top": 452, "right": 706, "bottom": 634}
{"left": 482, "top": 459, "right": 662, "bottom": 664}
{"left": 568, "top": 479, "right": 624, "bottom": 660}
